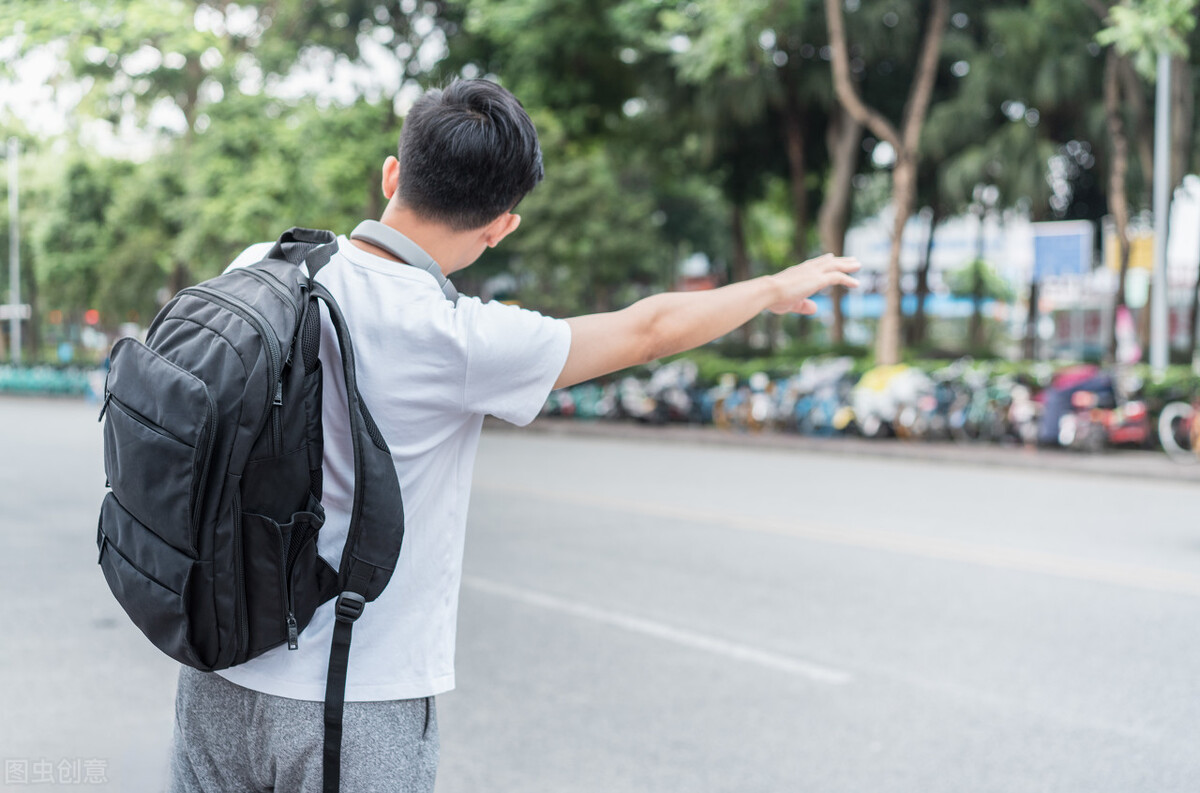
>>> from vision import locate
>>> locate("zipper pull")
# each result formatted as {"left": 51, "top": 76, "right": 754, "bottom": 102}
{"left": 98, "top": 391, "right": 112, "bottom": 423}
{"left": 286, "top": 612, "right": 299, "bottom": 650}
{"left": 273, "top": 380, "right": 284, "bottom": 407}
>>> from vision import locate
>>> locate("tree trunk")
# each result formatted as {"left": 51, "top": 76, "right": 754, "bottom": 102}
{"left": 969, "top": 206, "right": 986, "bottom": 350}
{"left": 1189, "top": 226, "right": 1200, "bottom": 361}
{"left": 730, "top": 204, "right": 752, "bottom": 345}
{"left": 1168, "top": 56, "right": 1193, "bottom": 359}
{"left": 1138, "top": 281, "right": 1152, "bottom": 354}
{"left": 877, "top": 158, "right": 916, "bottom": 365}
{"left": 167, "top": 55, "right": 206, "bottom": 295}
{"left": 779, "top": 82, "right": 809, "bottom": 346}
{"left": 1023, "top": 280, "right": 1040, "bottom": 361}
{"left": 782, "top": 91, "right": 808, "bottom": 263}
{"left": 1104, "top": 49, "right": 1133, "bottom": 363}
{"left": 908, "top": 206, "right": 938, "bottom": 348}
{"left": 818, "top": 104, "right": 863, "bottom": 346}
{"left": 1171, "top": 55, "right": 1194, "bottom": 192}
{"left": 825, "top": 0, "right": 949, "bottom": 365}
{"left": 1116, "top": 57, "right": 1153, "bottom": 187}
{"left": 25, "top": 258, "right": 39, "bottom": 361}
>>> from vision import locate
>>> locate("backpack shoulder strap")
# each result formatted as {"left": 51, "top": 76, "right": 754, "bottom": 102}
{"left": 266, "top": 229, "right": 405, "bottom": 793}
{"left": 305, "top": 275, "right": 404, "bottom": 793}
{"left": 306, "top": 279, "right": 405, "bottom": 591}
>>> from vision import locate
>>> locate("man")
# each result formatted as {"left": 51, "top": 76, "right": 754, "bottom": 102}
{"left": 169, "top": 78, "right": 858, "bottom": 792}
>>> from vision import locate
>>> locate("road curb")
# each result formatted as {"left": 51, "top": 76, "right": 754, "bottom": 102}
{"left": 486, "top": 416, "right": 1200, "bottom": 485}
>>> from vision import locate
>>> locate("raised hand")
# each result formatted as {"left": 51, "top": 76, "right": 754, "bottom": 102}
{"left": 766, "top": 254, "right": 861, "bottom": 315}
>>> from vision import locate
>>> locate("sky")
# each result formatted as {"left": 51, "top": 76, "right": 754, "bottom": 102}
{"left": 0, "top": 7, "right": 437, "bottom": 159}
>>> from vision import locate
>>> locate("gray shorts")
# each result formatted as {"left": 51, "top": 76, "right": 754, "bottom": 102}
{"left": 168, "top": 666, "right": 438, "bottom": 793}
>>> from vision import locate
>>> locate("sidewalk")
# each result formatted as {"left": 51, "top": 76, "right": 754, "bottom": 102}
{"left": 488, "top": 417, "right": 1200, "bottom": 485}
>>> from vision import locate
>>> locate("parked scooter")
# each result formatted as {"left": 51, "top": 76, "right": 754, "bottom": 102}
{"left": 645, "top": 359, "right": 702, "bottom": 424}
{"left": 782, "top": 357, "right": 856, "bottom": 436}
{"left": 849, "top": 364, "right": 934, "bottom": 439}
{"left": 1050, "top": 368, "right": 1150, "bottom": 451}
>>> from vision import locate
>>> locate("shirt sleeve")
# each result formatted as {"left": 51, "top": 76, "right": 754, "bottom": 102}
{"left": 457, "top": 296, "right": 572, "bottom": 426}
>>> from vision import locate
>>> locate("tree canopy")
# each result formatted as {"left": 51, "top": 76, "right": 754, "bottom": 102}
{"left": 2, "top": 0, "right": 1198, "bottom": 364}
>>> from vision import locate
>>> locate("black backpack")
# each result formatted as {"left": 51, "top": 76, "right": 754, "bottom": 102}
{"left": 97, "top": 227, "right": 402, "bottom": 793}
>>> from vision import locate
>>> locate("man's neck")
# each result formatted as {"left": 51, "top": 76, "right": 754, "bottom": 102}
{"left": 349, "top": 208, "right": 461, "bottom": 276}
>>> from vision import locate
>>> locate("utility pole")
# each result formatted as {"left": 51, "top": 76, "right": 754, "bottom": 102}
{"left": 6, "top": 137, "right": 23, "bottom": 365}
{"left": 1150, "top": 52, "right": 1171, "bottom": 377}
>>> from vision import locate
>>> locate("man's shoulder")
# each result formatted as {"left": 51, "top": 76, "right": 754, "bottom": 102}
{"left": 224, "top": 241, "right": 276, "bottom": 273}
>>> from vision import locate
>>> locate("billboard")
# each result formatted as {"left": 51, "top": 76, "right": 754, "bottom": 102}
{"left": 1032, "top": 220, "right": 1093, "bottom": 281}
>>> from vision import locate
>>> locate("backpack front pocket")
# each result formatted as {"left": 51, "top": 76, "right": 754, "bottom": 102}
{"left": 102, "top": 338, "right": 215, "bottom": 556}
{"left": 97, "top": 493, "right": 217, "bottom": 670}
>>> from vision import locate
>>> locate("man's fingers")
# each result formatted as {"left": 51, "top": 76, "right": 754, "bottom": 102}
{"left": 825, "top": 256, "right": 860, "bottom": 273}
{"left": 822, "top": 271, "right": 860, "bottom": 289}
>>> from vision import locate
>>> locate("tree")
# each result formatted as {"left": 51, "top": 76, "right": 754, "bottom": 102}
{"left": 1093, "top": 0, "right": 1197, "bottom": 357}
{"left": 818, "top": 103, "right": 862, "bottom": 345}
{"left": 489, "top": 111, "right": 668, "bottom": 317}
{"left": 826, "top": 0, "right": 950, "bottom": 365}
{"left": 920, "top": 0, "right": 1107, "bottom": 359}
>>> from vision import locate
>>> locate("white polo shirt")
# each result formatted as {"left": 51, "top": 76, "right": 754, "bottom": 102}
{"left": 216, "top": 236, "right": 571, "bottom": 702}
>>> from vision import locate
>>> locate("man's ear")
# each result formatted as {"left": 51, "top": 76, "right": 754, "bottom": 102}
{"left": 484, "top": 213, "right": 521, "bottom": 248}
{"left": 381, "top": 156, "right": 400, "bottom": 200}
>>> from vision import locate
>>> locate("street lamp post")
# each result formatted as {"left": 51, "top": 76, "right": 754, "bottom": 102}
{"left": 4, "top": 137, "right": 25, "bottom": 365}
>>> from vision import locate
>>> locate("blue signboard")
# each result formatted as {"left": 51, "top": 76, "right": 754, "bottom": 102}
{"left": 1032, "top": 221, "right": 1093, "bottom": 280}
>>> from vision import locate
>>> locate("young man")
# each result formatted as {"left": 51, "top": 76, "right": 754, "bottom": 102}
{"left": 169, "top": 78, "right": 859, "bottom": 792}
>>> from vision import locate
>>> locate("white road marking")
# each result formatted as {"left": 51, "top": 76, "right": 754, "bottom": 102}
{"left": 474, "top": 482, "right": 1200, "bottom": 599}
{"left": 463, "top": 575, "right": 853, "bottom": 685}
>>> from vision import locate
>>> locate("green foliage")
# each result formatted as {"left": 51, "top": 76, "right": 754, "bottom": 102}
{"left": 3, "top": 0, "right": 1198, "bottom": 369}
{"left": 945, "top": 259, "right": 1016, "bottom": 302}
{"left": 745, "top": 177, "right": 795, "bottom": 274}
{"left": 497, "top": 112, "right": 669, "bottom": 316}
{"left": 460, "top": 0, "right": 638, "bottom": 139}
{"left": 1096, "top": 0, "right": 1197, "bottom": 80}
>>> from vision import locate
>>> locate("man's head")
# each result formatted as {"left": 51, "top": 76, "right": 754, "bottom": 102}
{"left": 393, "top": 79, "right": 543, "bottom": 231}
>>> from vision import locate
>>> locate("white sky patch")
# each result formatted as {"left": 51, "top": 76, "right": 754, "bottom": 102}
{"left": 871, "top": 139, "right": 896, "bottom": 168}
{"left": 0, "top": 11, "right": 448, "bottom": 154}
{"left": 1, "top": 42, "right": 76, "bottom": 137}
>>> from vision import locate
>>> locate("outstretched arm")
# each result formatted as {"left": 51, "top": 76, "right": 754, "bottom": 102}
{"left": 554, "top": 254, "right": 860, "bottom": 389}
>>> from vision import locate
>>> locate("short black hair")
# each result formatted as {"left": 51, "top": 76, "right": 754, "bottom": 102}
{"left": 396, "top": 79, "right": 544, "bottom": 231}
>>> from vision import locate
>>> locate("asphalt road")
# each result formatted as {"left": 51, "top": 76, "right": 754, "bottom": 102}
{"left": 3, "top": 396, "right": 1199, "bottom": 791}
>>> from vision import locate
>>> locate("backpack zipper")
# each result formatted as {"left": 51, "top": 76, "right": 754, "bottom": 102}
{"left": 105, "top": 393, "right": 190, "bottom": 445}
{"left": 185, "top": 285, "right": 284, "bottom": 455}
{"left": 231, "top": 487, "right": 249, "bottom": 654}
{"left": 193, "top": 388, "right": 217, "bottom": 546}
{"left": 279, "top": 527, "right": 299, "bottom": 650}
